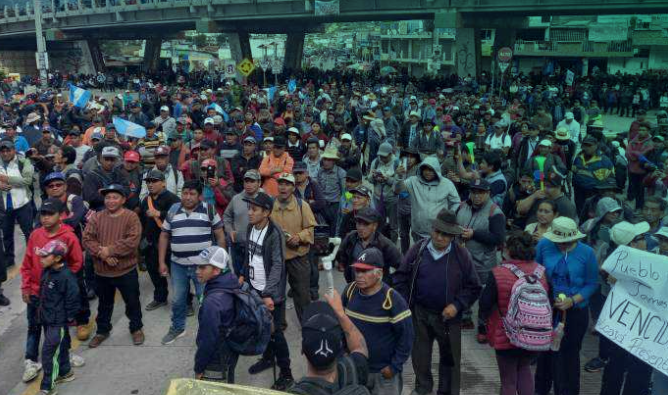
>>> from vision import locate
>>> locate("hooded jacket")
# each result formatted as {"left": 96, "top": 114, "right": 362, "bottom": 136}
{"left": 242, "top": 219, "right": 287, "bottom": 303}
{"left": 194, "top": 272, "right": 238, "bottom": 374}
{"left": 402, "top": 157, "right": 460, "bottom": 237}
{"left": 21, "top": 224, "right": 84, "bottom": 296}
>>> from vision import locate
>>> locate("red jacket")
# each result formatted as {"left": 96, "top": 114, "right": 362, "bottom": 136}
{"left": 626, "top": 135, "right": 654, "bottom": 175}
{"left": 486, "top": 259, "right": 549, "bottom": 351}
{"left": 20, "top": 224, "right": 83, "bottom": 296}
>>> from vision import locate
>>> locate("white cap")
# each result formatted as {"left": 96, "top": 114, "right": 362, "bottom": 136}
{"left": 409, "top": 111, "right": 420, "bottom": 118}
{"left": 204, "top": 117, "right": 214, "bottom": 125}
{"left": 160, "top": 105, "right": 169, "bottom": 112}
{"left": 194, "top": 246, "right": 230, "bottom": 271}
{"left": 288, "top": 127, "right": 300, "bottom": 135}
{"left": 565, "top": 112, "right": 574, "bottom": 120}
{"left": 655, "top": 227, "right": 668, "bottom": 240}
{"left": 539, "top": 139, "right": 552, "bottom": 147}
{"left": 610, "top": 221, "right": 650, "bottom": 246}
{"left": 341, "top": 133, "right": 352, "bottom": 141}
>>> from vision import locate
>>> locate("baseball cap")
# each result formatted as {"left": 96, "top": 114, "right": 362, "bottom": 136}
{"left": 243, "top": 191, "right": 274, "bottom": 211}
{"left": 37, "top": 239, "right": 69, "bottom": 257}
{"left": 565, "top": 112, "right": 574, "bottom": 120}
{"left": 194, "top": 246, "right": 230, "bottom": 271}
{"left": 100, "top": 184, "right": 127, "bottom": 197}
{"left": 288, "top": 127, "right": 300, "bottom": 135}
{"left": 301, "top": 301, "right": 344, "bottom": 369}
{"left": 144, "top": 169, "right": 165, "bottom": 181}
{"left": 43, "top": 172, "right": 66, "bottom": 186}
{"left": 610, "top": 221, "right": 650, "bottom": 246}
{"left": 351, "top": 247, "right": 384, "bottom": 270}
{"left": 204, "top": 117, "right": 214, "bottom": 125}
{"left": 67, "top": 129, "right": 82, "bottom": 136}
{"left": 146, "top": 121, "right": 157, "bottom": 129}
{"left": 582, "top": 135, "right": 598, "bottom": 145}
{"left": 539, "top": 139, "right": 552, "bottom": 147}
{"left": 243, "top": 136, "right": 257, "bottom": 144}
{"left": 160, "top": 105, "right": 169, "bottom": 112}
{"left": 340, "top": 134, "right": 352, "bottom": 141}
{"left": 345, "top": 168, "right": 362, "bottom": 182}
{"left": 106, "top": 123, "right": 116, "bottom": 130}
{"left": 273, "top": 136, "right": 287, "bottom": 147}
{"left": 469, "top": 179, "right": 491, "bottom": 191}
{"left": 241, "top": 169, "right": 260, "bottom": 181}
{"left": 154, "top": 146, "right": 170, "bottom": 156}
{"left": 349, "top": 185, "right": 372, "bottom": 198}
{"left": 0, "top": 138, "right": 14, "bottom": 149}
{"left": 277, "top": 172, "right": 295, "bottom": 184}
{"left": 200, "top": 139, "right": 217, "bottom": 150}
{"left": 40, "top": 198, "right": 65, "bottom": 214}
{"left": 124, "top": 150, "right": 140, "bottom": 163}
{"left": 91, "top": 132, "right": 103, "bottom": 141}
{"left": 101, "top": 146, "right": 121, "bottom": 158}
{"left": 355, "top": 207, "right": 381, "bottom": 223}
{"left": 293, "top": 161, "right": 308, "bottom": 173}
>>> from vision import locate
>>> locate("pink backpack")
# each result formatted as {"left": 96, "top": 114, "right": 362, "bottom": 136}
{"left": 502, "top": 264, "right": 553, "bottom": 351}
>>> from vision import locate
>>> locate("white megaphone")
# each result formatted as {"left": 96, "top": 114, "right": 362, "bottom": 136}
{"left": 320, "top": 237, "right": 342, "bottom": 293}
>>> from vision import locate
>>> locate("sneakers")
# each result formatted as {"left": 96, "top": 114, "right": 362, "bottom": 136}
{"left": 23, "top": 359, "right": 42, "bottom": 382}
{"left": 476, "top": 333, "right": 488, "bottom": 344}
{"left": 186, "top": 304, "right": 195, "bottom": 317}
{"left": 86, "top": 289, "right": 96, "bottom": 300}
{"left": 161, "top": 328, "right": 185, "bottom": 345}
{"left": 88, "top": 333, "right": 109, "bottom": 348}
{"left": 70, "top": 354, "right": 85, "bottom": 368}
{"left": 0, "top": 292, "right": 9, "bottom": 306}
{"left": 76, "top": 325, "right": 91, "bottom": 341}
{"left": 271, "top": 371, "right": 294, "bottom": 391}
{"left": 584, "top": 356, "right": 608, "bottom": 372}
{"left": 132, "top": 330, "right": 145, "bottom": 346}
{"left": 248, "top": 358, "right": 275, "bottom": 375}
{"left": 37, "top": 389, "right": 57, "bottom": 395}
{"left": 146, "top": 300, "right": 168, "bottom": 311}
{"left": 54, "top": 371, "right": 75, "bottom": 384}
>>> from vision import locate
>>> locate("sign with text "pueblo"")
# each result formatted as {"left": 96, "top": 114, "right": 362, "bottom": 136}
{"left": 595, "top": 246, "right": 668, "bottom": 377}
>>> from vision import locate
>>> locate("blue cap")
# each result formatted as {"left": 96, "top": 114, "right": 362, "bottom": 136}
{"left": 43, "top": 172, "right": 66, "bottom": 186}
{"left": 383, "top": 106, "right": 391, "bottom": 112}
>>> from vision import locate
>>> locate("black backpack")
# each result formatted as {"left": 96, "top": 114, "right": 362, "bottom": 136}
{"left": 291, "top": 355, "right": 370, "bottom": 395}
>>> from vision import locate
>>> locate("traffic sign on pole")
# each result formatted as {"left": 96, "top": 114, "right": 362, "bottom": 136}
{"left": 498, "top": 47, "right": 513, "bottom": 62}
{"left": 224, "top": 61, "right": 236, "bottom": 78}
{"left": 498, "top": 61, "right": 510, "bottom": 73}
{"left": 237, "top": 58, "right": 255, "bottom": 77}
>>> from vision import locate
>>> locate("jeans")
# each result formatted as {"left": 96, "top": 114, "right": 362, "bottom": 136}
{"left": 40, "top": 326, "right": 71, "bottom": 391}
{"left": 2, "top": 203, "right": 33, "bottom": 268}
{"left": 259, "top": 302, "right": 291, "bottom": 372}
{"left": 628, "top": 173, "right": 646, "bottom": 210}
{"left": 285, "top": 255, "right": 311, "bottom": 323}
{"left": 368, "top": 372, "right": 403, "bottom": 395}
{"left": 229, "top": 242, "right": 245, "bottom": 277}
{"left": 535, "top": 307, "right": 588, "bottom": 395}
{"left": 600, "top": 343, "right": 652, "bottom": 395}
{"left": 95, "top": 269, "right": 143, "bottom": 335}
{"left": 145, "top": 244, "right": 168, "bottom": 303}
{"left": 26, "top": 296, "right": 41, "bottom": 362}
{"left": 202, "top": 343, "right": 240, "bottom": 384}
{"left": 398, "top": 210, "right": 411, "bottom": 255}
{"left": 170, "top": 262, "right": 203, "bottom": 332}
{"left": 496, "top": 352, "right": 534, "bottom": 395}
{"left": 322, "top": 202, "right": 340, "bottom": 237}
{"left": 375, "top": 197, "right": 398, "bottom": 243}
{"left": 412, "top": 305, "right": 461, "bottom": 395}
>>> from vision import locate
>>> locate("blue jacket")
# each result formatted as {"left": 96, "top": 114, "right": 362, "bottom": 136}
{"left": 573, "top": 152, "right": 614, "bottom": 190}
{"left": 535, "top": 238, "right": 599, "bottom": 308}
{"left": 194, "top": 272, "right": 238, "bottom": 374}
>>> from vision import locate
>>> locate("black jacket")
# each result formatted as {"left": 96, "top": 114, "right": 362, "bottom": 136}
{"left": 294, "top": 178, "right": 326, "bottom": 215}
{"left": 242, "top": 220, "right": 287, "bottom": 303}
{"left": 38, "top": 266, "right": 80, "bottom": 326}
{"left": 82, "top": 163, "right": 130, "bottom": 211}
{"left": 139, "top": 189, "right": 180, "bottom": 242}
{"left": 230, "top": 153, "right": 262, "bottom": 192}
{"left": 335, "top": 230, "right": 402, "bottom": 284}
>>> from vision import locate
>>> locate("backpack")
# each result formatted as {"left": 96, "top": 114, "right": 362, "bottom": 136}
{"left": 291, "top": 355, "right": 370, "bottom": 395}
{"left": 213, "top": 282, "right": 273, "bottom": 356}
{"left": 501, "top": 264, "right": 553, "bottom": 351}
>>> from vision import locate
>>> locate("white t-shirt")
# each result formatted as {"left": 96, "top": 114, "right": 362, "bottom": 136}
{"left": 248, "top": 226, "right": 268, "bottom": 292}
{"left": 74, "top": 144, "right": 91, "bottom": 166}
{"left": 485, "top": 133, "right": 511, "bottom": 150}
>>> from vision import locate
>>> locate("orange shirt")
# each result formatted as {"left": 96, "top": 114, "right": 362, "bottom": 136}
{"left": 258, "top": 152, "right": 294, "bottom": 196}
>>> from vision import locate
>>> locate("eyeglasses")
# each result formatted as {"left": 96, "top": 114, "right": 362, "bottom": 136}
{"left": 47, "top": 182, "right": 65, "bottom": 189}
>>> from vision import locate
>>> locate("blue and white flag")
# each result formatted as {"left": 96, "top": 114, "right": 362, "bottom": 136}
{"left": 288, "top": 79, "right": 297, "bottom": 94}
{"left": 264, "top": 86, "right": 277, "bottom": 100}
{"left": 112, "top": 116, "right": 146, "bottom": 139}
{"left": 207, "top": 103, "right": 229, "bottom": 122}
{"left": 68, "top": 84, "right": 91, "bottom": 109}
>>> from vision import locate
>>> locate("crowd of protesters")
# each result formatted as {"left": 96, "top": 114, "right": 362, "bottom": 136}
{"left": 1, "top": 64, "right": 668, "bottom": 395}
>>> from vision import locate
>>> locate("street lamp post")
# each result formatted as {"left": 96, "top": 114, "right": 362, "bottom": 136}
{"left": 34, "top": 0, "right": 49, "bottom": 89}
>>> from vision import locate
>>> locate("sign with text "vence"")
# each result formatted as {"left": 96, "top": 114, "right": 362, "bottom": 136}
{"left": 596, "top": 246, "right": 668, "bottom": 377}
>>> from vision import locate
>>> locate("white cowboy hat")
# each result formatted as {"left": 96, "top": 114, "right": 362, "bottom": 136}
{"left": 544, "top": 217, "right": 586, "bottom": 243}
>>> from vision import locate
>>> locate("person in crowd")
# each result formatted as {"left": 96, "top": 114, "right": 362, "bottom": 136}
{"left": 139, "top": 170, "right": 180, "bottom": 312}
{"left": 193, "top": 246, "right": 240, "bottom": 383}
{"left": 259, "top": 136, "right": 294, "bottom": 197}
{"left": 517, "top": 171, "right": 577, "bottom": 224}
{"left": 223, "top": 169, "right": 263, "bottom": 275}
{"left": 368, "top": 142, "right": 398, "bottom": 242}
{"left": 290, "top": 294, "right": 369, "bottom": 394}
{"left": 230, "top": 136, "right": 261, "bottom": 193}
{"left": 137, "top": 122, "right": 163, "bottom": 168}
{"left": 167, "top": 132, "right": 190, "bottom": 169}
{"left": 336, "top": 207, "right": 401, "bottom": 285}
{"left": 410, "top": 118, "right": 444, "bottom": 157}
{"left": 317, "top": 147, "right": 346, "bottom": 237}
{"left": 396, "top": 156, "right": 460, "bottom": 242}
{"left": 394, "top": 147, "right": 421, "bottom": 254}
{"left": 82, "top": 184, "right": 144, "bottom": 348}
{"left": 479, "top": 151, "right": 507, "bottom": 206}
{"left": 524, "top": 200, "right": 559, "bottom": 242}
{"left": 82, "top": 146, "right": 128, "bottom": 212}
{"left": 158, "top": 180, "right": 226, "bottom": 345}
{"left": 572, "top": 135, "right": 614, "bottom": 213}
{"left": 241, "top": 192, "right": 293, "bottom": 390}
{"left": 394, "top": 208, "right": 482, "bottom": 395}
{"left": 556, "top": 112, "right": 580, "bottom": 143}
{"left": 0, "top": 137, "right": 35, "bottom": 271}
{"left": 121, "top": 150, "right": 143, "bottom": 212}
{"left": 534, "top": 217, "right": 599, "bottom": 395}
{"left": 479, "top": 230, "right": 550, "bottom": 395}
{"left": 485, "top": 120, "right": 512, "bottom": 156}
{"left": 342, "top": 247, "right": 413, "bottom": 395}
{"left": 626, "top": 122, "right": 654, "bottom": 209}
{"left": 139, "top": 145, "right": 184, "bottom": 199}
{"left": 302, "top": 137, "right": 322, "bottom": 179}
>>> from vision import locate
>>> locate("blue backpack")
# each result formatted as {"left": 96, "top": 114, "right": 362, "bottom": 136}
{"left": 219, "top": 282, "right": 273, "bottom": 356}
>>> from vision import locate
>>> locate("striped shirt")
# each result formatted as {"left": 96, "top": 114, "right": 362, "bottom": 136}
{"left": 162, "top": 202, "right": 223, "bottom": 265}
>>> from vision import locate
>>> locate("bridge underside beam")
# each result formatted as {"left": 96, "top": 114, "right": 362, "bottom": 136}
{"left": 284, "top": 32, "right": 304, "bottom": 71}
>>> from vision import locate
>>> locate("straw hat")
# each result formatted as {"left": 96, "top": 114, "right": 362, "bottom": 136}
{"left": 544, "top": 217, "right": 586, "bottom": 243}
{"left": 321, "top": 147, "right": 339, "bottom": 160}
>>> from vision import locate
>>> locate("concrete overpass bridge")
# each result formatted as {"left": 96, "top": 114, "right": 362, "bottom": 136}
{"left": 0, "top": 0, "right": 666, "bottom": 74}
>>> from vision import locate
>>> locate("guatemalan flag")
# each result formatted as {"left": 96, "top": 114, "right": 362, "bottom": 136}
{"left": 68, "top": 84, "right": 91, "bottom": 109}
{"left": 288, "top": 79, "right": 297, "bottom": 94}
{"left": 112, "top": 116, "right": 146, "bottom": 139}
{"left": 207, "top": 103, "right": 229, "bottom": 122}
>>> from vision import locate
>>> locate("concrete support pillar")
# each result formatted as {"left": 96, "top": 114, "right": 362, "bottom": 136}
{"left": 228, "top": 31, "right": 252, "bottom": 64}
{"left": 142, "top": 36, "right": 162, "bottom": 71}
{"left": 455, "top": 28, "right": 477, "bottom": 78}
{"left": 87, "top": 38, "right": 106, "bottom": 72}
{"left": 284, "top": 32, "right": 304, "bottom": 71}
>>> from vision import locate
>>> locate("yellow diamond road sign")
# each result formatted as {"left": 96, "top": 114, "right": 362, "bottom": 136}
{"left": 237, "top": 59, "right": 255, "bottom": 77}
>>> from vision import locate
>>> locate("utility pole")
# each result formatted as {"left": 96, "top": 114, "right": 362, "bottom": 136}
{"left": 34, "top": 0, "right": 48, "bottom": 89}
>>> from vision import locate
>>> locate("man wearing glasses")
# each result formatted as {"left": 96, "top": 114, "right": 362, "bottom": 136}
{"left": 82, "top": 145, "right": 129, "bottom": 212}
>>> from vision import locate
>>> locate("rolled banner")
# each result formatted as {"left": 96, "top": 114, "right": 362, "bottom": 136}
{"left": 535, "top": 155, "right": 547, "bottom": 190}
